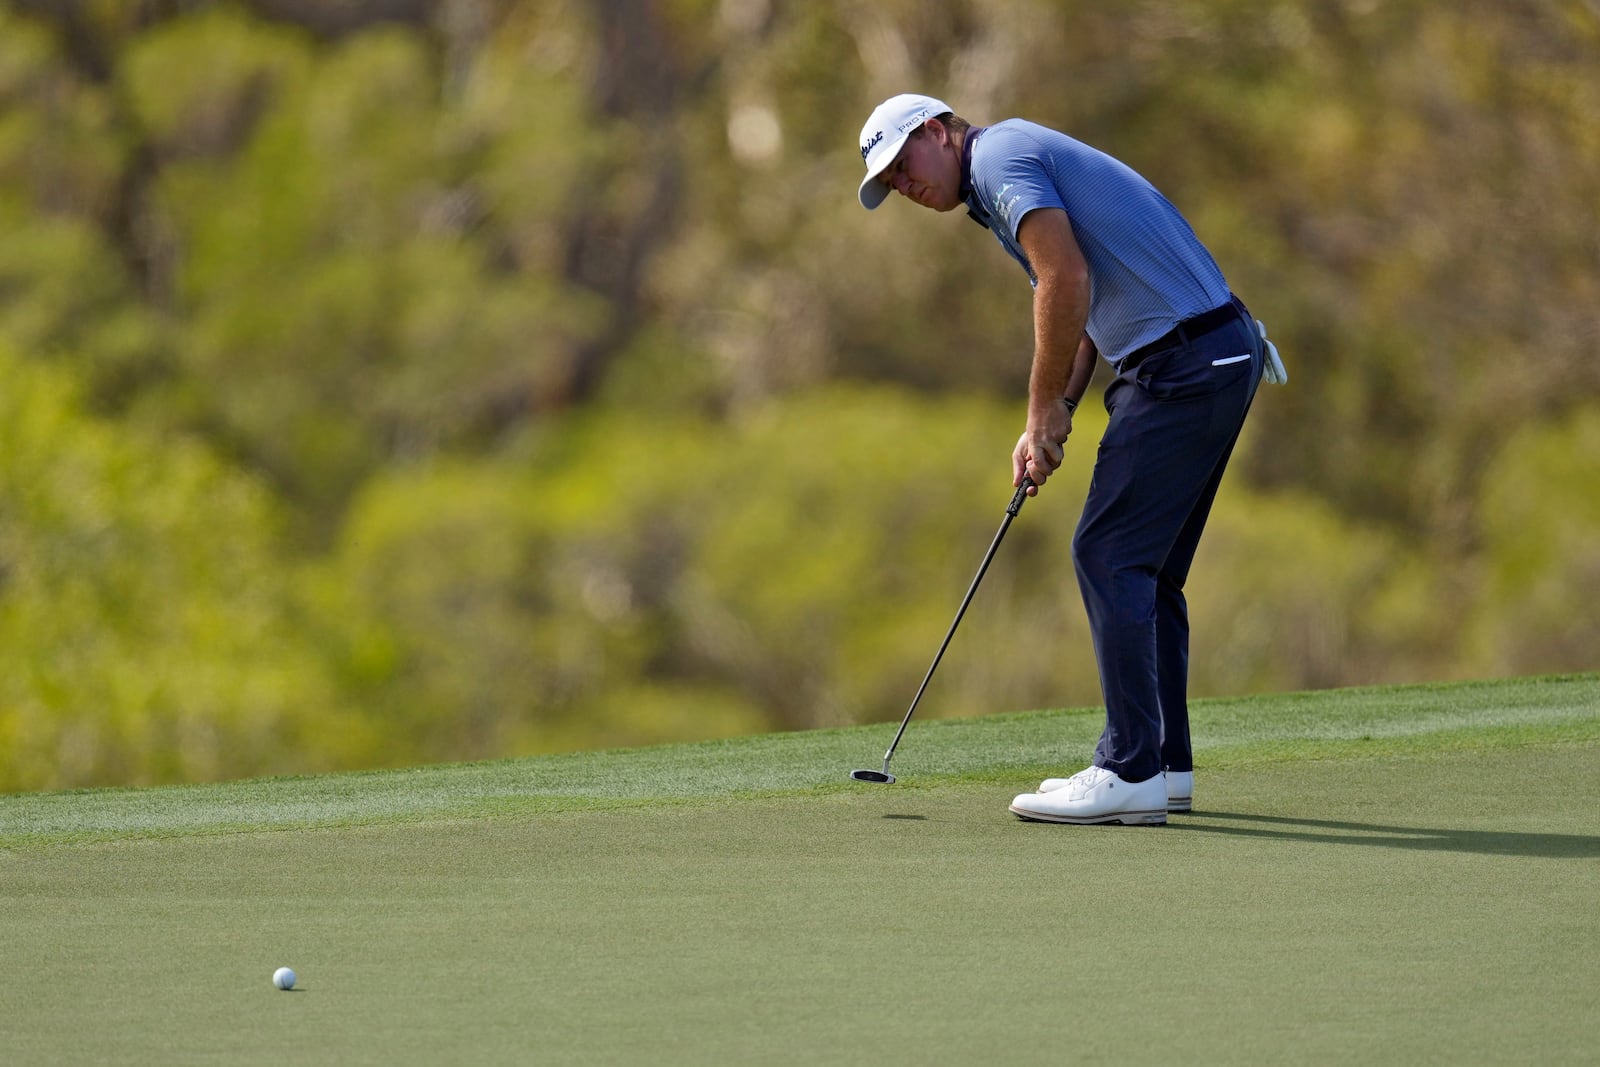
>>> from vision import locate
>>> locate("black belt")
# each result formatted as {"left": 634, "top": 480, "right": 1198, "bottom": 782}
{"left": 1120, "top": 297, "right": 1246, "bottom": 372}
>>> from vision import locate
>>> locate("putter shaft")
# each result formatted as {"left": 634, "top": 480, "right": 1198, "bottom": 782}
{"left": 877, "top": 478, "right": 1032, "bottom": 771}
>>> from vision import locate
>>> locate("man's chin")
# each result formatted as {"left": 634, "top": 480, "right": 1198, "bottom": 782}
{"left": 904, "top": 190, "right": 959, "bottom": 212}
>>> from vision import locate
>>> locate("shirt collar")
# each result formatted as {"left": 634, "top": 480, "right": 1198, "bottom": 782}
{"left": 960, "top": 126, "right": 989, "bottom": 225}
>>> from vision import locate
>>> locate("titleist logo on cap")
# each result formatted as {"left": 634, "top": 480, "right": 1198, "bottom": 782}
{"left": 861, "top": 130, "right": 883, "bottom": 160}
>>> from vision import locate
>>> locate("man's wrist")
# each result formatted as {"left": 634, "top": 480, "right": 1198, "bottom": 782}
{"left": 1062, "top": 395, "right": 1079, "bottom": 414}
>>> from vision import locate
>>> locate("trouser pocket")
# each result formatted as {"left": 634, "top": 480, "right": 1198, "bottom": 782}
{"left": 1136, "top": 320, "right": 1257, "bottom": 402}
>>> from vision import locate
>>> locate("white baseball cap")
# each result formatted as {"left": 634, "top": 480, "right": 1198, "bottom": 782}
{"left": 857, "top": 93, "right": 953, "bottom": 209}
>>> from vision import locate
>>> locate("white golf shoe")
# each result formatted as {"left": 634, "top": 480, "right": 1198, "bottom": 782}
{"left": 1010, "top": 766, "right": 1167, "bottom": 825}
{"left": 1038, "top": 768, "right": 1193, "bottom": 813}
{"left": 1164, "top": 771, "right": 1193, "bottom": 813}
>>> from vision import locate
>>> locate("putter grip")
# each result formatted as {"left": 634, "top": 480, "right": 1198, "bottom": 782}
{"left": 1007, "top": 476, "right": 1034, "bottom": 517}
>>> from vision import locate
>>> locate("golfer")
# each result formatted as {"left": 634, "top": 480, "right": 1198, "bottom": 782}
{"left": 857, "top": 94, "right": 1284, "bottom": 825}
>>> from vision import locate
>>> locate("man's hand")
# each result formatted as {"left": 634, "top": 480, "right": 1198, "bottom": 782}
{"left": 1013, "top": 398, "right": 1074, "bottom": 494}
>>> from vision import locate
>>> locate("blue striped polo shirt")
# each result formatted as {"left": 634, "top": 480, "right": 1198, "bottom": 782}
{"left": 961, "top": 120, "right": 1231, "bottom": 365}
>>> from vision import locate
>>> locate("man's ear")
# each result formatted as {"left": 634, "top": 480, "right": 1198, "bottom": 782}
{"left": 923, "top": 117, "right": 948, "bottom": 146}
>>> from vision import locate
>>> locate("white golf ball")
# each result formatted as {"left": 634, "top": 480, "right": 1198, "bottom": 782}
{"left": 272, "top": 966, "right": 296, "bottom": 991}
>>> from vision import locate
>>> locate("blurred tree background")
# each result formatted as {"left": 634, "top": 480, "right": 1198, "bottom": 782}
{"left": 1, "top": 0, "right": 1595, "bottom": 791}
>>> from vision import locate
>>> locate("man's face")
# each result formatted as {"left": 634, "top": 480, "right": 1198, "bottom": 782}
{"left": 877, "top": 121, "right": 962, "bottom": 212}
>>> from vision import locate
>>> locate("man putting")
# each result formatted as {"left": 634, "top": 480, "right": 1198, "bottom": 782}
{"left": 857, "top": 94, "right": 1283, "bottom": 825}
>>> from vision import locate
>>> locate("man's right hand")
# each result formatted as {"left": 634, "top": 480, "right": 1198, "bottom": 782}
{"left": 1013, "top": 399, "right": 1073, "bottom": 494}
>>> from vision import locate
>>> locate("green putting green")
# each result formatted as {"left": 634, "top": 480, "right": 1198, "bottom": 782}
{"left": 4, "top": 675, "right": 1597, "bottom": 1063}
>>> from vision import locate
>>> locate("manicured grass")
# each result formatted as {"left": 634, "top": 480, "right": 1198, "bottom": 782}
{"left": 5, "top": 673, "right": 1595, "bottom": 848}
{"left": 3, "top": 675, "right": 1597, "bottom": 1063}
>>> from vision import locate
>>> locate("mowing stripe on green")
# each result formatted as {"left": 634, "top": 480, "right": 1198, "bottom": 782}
{"left": 3, "top": 673, "right": 1595, "bottom": 848}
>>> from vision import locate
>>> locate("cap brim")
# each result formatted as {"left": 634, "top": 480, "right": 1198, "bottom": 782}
{"left": 857, "top": 132, "right": 910, "bottom": 210}
{"left": 859, "top": 174, "right": 891, "bottom": 210}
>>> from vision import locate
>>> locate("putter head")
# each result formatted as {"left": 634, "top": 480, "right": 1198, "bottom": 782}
{"left": 849, "top": 769, "right": 896, "bottom": 784}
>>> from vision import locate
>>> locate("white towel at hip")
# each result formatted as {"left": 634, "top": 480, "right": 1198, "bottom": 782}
{"left": 1256, "top": 319, "right": 1287, "bottom": 385}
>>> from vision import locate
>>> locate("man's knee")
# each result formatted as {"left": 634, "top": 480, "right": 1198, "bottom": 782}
{"left": 1156, "top": 564, "right": 1188, "bottom": 596}
{"left": 1072, "top": 526, "right": 1112, "bottom": 586}
{"left": 1076, "top": 532, "right": 1157, "bottom": 622}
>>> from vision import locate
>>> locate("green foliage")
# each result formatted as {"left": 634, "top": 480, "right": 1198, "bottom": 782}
{"left": 1473, "top": 406, "right": 1600, "bottom": 673}
{"left": 1188, "top": 482, "right": 1448, "bottom": 695}
{"left": 127, "top": 12, "right": 604, "bottom": 512}
{"left": 668, "top": 387, "right": 1087, "bottom": 728}
{"left": 0, "top": 9, "right": 165, "bottom": 406}
{"left": 0, "top": 0, "right": 1595, "bottom": 789}
{"left": 0, "top": 199, "right": 129, "bottom": 354}
{"left": 314, "top": 388, "right": 1058, "bottom": 764}
{"left": 120, "top": 6, "right": 310, "bottom": 158}
{"left": 0, "top": 348, "right": 378, "bottom": 792}
{"left": 0, "top": 8, "right": 124, "bottom": 216}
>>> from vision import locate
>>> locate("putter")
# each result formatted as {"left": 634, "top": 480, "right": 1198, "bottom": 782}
{"left": 850, "top": 476, "right": 1034, "bottom": 784}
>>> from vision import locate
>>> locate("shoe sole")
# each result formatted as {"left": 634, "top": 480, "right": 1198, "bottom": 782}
{"left": 1038, "top": 784, "right": 1193, "bottom": 813}
{"left": 1008, "top": 804, "right": 1167, "bottom": 826}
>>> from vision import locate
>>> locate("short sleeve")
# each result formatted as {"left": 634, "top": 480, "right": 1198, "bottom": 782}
{"left": 971, "top": 130, "right": 1066, "bottom": 241}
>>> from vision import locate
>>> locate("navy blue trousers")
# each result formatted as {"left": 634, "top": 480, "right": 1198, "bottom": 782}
{"left": 1073, "top": 300, "right": 1263, "bottom": 784}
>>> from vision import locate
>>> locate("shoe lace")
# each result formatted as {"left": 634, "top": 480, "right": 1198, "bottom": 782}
{"left": 1066, "top": 766, "right": 1112, "bottom": 799}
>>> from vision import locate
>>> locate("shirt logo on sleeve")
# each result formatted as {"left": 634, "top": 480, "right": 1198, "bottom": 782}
{"left": 995, "top": 182, "right": 1022, "bottom": 224}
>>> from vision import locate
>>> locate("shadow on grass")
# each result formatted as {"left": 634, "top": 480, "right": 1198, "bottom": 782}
{"left": 1173, "top": 811, "right": 1600, "bottom": 858}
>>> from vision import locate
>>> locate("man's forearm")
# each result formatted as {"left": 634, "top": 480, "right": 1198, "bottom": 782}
{"left": 1064, "top": 335, "right": 1097, "bottom": 407}
{"left": 1015, "top": 207, "right": 1094, "bottom": 484}
{"left": 1029, "top": 273, "right": 1091, "bottom": 418}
